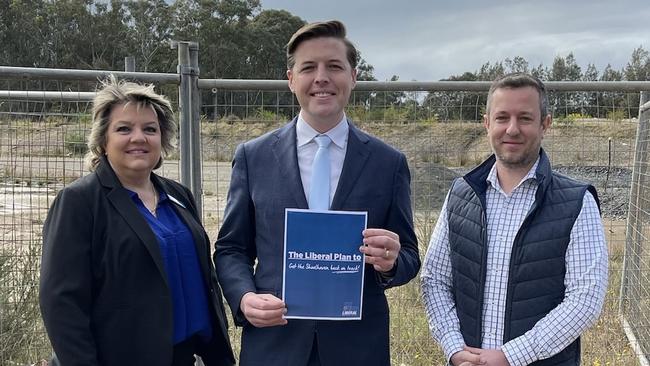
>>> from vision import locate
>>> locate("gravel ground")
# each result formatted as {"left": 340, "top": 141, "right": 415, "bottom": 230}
{"left": 553, "top": 165, "right": 632, "bottom": 219}
{"left": 412, "top": 164, "right": 632, "bottom": 219}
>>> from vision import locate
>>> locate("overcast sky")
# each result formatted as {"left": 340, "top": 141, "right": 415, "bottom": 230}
{"left": 260, "top": 0, "right": 650, "bottom": 81}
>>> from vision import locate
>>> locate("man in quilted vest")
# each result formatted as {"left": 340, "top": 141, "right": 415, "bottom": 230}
{"left": 421, "top": 73, "right": 608, "bottom": 366}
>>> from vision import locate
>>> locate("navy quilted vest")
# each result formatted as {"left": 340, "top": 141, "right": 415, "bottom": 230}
{"left": 447, "top": 150, "right": 598, "bottom": 366}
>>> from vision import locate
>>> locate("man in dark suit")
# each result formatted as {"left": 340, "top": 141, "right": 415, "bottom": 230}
{"left": 214, "top": 20, "right": 420, "bottom": 366}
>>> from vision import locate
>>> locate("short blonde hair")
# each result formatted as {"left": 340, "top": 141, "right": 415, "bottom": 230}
{"left": 85, "top": 75, "right": 176, "bottom": 170}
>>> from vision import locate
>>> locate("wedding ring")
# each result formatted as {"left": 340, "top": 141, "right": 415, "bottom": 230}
{"left": 384, "top": 248, "right": 390, "bottom": 259}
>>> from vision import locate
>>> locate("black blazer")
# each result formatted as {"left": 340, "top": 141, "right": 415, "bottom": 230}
{"left": 39, "top": 157, "right": 235, "bottom": 366}
{"left": 215, "top": 120, "right": 420, "bottom": 366}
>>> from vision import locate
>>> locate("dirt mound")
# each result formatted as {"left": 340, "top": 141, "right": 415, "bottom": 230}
{"left": 410, "top": 162, "right": 460, "bottom": 210}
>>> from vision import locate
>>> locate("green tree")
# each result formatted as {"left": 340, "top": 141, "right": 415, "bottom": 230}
{"left": 476, "top": 61, "right": 504, "bottom": 81}
{"left": 531, "top": 63, "right": 547, "bottom": 80}
{"left": 583, "top": 63, "right": 599, "bottom": 81}
{"left": 550, "top": 53, "right": 582, "bottom": 81}
{"left": 504, "top": 56, "right": 529, "bottom": 74}
{"left": 549, "top": 53, "right": 583, "bottom": 116}
{"left": 0, "top": 0, "right": 50, "bottom": 67}
{"left": 580, "top": 63, "right": 600, "bottom": 117}
{"left": 248, "top": 9, "right": 305, "bottom": 79}
{"left": 124, "top": 0, "right": 174, "bottom": 72}
{"left": 623, "top": 46, "right": 649, "bottom": 117}
{"left": 84, "top": 0, "right": 131, "bottom": 70}
{"left": 41, "top": 0, "right": 93, "bottom": 68}
{"left": 423, "top": 71, "right": 482, "bottom": 121}
{"left": 599, "top": 64, "right": 625, "bottom": 118}
{"left": 600, "top": 64, "right": 623, "bottom": 81}
{"left": 624, "top": 46, "right": 650, "bottom": 81}
{"left": 195, "top": 0, "right": 261, "bottom": 78}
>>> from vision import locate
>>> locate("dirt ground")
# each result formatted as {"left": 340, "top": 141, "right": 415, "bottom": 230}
{"left": 1, "top": 118, "right": 646, "bottom": 365}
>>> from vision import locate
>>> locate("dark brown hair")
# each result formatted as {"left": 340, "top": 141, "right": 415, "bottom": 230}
{"left": 286, "top": 20, "right": 358, "bottom": 70}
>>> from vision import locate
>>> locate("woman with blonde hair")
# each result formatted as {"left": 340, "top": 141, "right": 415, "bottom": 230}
{"left": 39, "top": 76, "right": 235, "bottom": 366}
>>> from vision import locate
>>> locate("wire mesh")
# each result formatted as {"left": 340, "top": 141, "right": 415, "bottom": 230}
{"left": 201, "top": 87, "right": 642, "bottom": 365}
{"left": 0, "top": 83, "right": 92, "bottom": 365}
{"left": 619, "top": 100, "right": 650, "bottom": 365}
{"left": 0, "top": 76, "right": 646, "bottom": 365}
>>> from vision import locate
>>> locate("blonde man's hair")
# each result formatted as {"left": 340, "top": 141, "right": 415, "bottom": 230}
{"left": 85, "top": 75, "right": 176, "bottom": 171}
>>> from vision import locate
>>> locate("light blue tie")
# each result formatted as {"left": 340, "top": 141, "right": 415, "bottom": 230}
{"left": 309, "top": 135, "right": 332, "bottom": 210}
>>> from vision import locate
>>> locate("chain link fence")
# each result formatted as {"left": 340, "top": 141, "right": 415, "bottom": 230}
{"left": 0, "top": 67, "right": 649, "bottom": 365}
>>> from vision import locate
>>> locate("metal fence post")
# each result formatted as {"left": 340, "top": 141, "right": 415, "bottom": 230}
{"left": 189, "top": 43, "right": 203, "bottom": 214}
{"left": 641, "top": 91, "right": 650, "bottom": 106}
{"left": 172, "top": 41, "right": 202, "bottom": 213}
{"left": 173, "top": 42, "right": 192, "bottom": 196}
{"left": 124, "top": 56, "right": 135, "bottom": 72}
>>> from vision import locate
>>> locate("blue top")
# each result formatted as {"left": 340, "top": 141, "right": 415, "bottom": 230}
{"left": 127, "top": 188, "right": 212, "bottom": 344}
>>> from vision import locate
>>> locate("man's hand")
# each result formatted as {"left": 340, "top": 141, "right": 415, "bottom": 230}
{"left": 240, "top": 292, "right": 287, "bottom": 328}
{"left": 359, "top": 228, "right": 401, "bottom": 273}
{"left": 451, "top": 349, "right": 483, "bottom": 366}
{"left": 464, "top": 346, "right": 510, "bottom": 366}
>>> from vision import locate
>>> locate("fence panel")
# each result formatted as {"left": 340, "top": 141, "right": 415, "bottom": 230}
{"left": 620, "top": 99, "right": 650, "bottom": 366}
{"left": 0, "top": 79, "right": 183, "bottom": 365}
{"left": 0, "top": 73, "right": 648, "bottom": 365}
{"left": 200, "top": 86, "right": 642, "bottom": 365}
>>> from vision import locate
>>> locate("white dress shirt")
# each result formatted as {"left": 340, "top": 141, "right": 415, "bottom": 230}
{"left": 296, "top": 112, "right": 349, "bottom": 207}
{"left": 421, "top": 159, "right": 608, "bottom": 366}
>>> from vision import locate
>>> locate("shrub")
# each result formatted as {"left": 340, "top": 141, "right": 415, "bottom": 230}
{"left": 556, "top": 112, "right": 589, "bottom": 125}
{"left": 346, "top": 105, "right": 369, "bottom": 122}
{"left": 253, "top": 108, "right": 284, "bottom": 122}
{"left": 383, "top": 106, "right": 409, "bottom": 123}
{"left": 607, "top": 109, "right": 626, "bottom": 122}
{"left": 0, "top": 243, "right": 51, "bottom": 364}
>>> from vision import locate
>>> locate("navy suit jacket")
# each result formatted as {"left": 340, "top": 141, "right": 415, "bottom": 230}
{"left": 40, "top": 157, "right": 235, "bottom": 366}
{"left": 215, "top": 119, "right": 420, "bottom": 366}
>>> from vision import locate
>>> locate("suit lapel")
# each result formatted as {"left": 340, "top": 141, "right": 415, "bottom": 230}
{"left": 331, "top": 123, "right": 371, "bottom": 210}
{"left": 272, "top": 119, "right": 308, "bottom": 208}
{"left": 96, "top": 158, "right": 169, "bottom": 289}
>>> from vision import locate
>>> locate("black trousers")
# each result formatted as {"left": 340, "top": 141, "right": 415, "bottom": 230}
{"left": 307, "top": 335, "right": 321, "bottom": 366}
{"left": 172, "top": 335, "right": 199, "bottom": 366}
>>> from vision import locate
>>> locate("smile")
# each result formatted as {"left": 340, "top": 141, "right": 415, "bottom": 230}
{"left": 311, "top": 91, "right": 335, "bottom": 97}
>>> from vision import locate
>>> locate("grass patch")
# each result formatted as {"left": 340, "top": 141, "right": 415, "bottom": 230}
{"left": 64, "top": 130, "right": 88, "bottom": 156}
{"left": 0, "top": 242, "right": 51, "bottom": 365}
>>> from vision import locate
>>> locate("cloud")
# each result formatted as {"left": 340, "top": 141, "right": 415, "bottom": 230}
{"left": 260, "top": 0, "right": 650, "bottom": 80}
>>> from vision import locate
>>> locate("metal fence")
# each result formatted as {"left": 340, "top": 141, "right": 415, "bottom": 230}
{"left": 620, "top": 96, "right": 650, "bottom": 366}
{"left": 1, "top": 60, "right": 650, "bottom": 365}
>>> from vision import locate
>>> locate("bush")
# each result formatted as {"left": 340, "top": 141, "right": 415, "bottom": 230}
{"left": 346, "top": 105, "right": 369, "bottom": 122}
{"left": 556, "top": 112, "right": 589, "bottom": 125}
{"left": 0, "top": 243, "right": 51, "bottom": 364}
{"left": 253, "top": 108, "right": 285, "bottom": 122}
{"left": 606, "top": 109, "right": 626, "bottom": 122}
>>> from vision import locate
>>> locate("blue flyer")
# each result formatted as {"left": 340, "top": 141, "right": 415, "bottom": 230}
{"left": 282, "top": 209, "right": 367, "bottom": 320}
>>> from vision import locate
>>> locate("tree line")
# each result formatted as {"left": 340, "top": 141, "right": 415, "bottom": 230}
{"left": 1, "top": 0, "right": 648, "bottom": 121}
{"left": 359, "top": 50, "right": 650, "bottom": 122}
{"left": 0, "top": 0, "right": 306, "bottom": 79}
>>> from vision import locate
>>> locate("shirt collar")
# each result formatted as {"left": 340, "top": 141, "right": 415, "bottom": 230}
{"left": 486, "top": 157, "right": 540, "bottom": 191}
{"left": 296, "top": 112, "right": 349, "bottom": 149}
